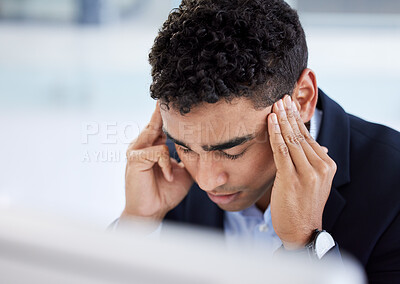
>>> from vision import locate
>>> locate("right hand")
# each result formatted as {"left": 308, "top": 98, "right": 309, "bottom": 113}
{"left": 121, "top": 103, "right": 194, "bottom": 222}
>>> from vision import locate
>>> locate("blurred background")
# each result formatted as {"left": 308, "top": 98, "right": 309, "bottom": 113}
{"left": 0, "top": 0, "right": 399, "bottom": 227}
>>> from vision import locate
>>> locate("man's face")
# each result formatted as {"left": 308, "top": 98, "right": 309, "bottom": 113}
{"left": 160, "top": 98, "right": 276, "bottom": 212}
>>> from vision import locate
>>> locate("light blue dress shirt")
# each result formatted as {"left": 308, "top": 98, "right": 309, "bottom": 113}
{"left": 224, "top": 204, "right": 282, "bottom": 253}
{"left": 223, "top": 109, "right": 322, "bottom": 255}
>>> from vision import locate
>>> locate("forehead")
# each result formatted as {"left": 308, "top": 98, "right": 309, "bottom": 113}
{"left": 160, "top": 99, "right": 271, "bottom": 145}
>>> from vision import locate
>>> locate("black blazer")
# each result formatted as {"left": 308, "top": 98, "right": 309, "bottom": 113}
{"left": 164, "top": 89, "right": 400, "bottom": 283}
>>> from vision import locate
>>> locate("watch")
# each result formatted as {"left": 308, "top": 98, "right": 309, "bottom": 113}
{"left": 305, "top": 229, "right": 336, "bottom": 259}
{"left": 274, "top": 229, "right": 336, "bottom": 260}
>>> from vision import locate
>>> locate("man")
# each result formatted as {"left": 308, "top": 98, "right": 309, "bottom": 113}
{"left": 118, "top": 0, "right": 400, "bottom": 282}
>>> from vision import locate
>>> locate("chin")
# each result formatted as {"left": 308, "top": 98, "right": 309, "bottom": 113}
{"left": 216, "top": 199, "right": 254, "bottom": 212}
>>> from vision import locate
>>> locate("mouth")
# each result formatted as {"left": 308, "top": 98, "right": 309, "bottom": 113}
{"left": 207, "top": 192, "right": 240, "bottom": 205}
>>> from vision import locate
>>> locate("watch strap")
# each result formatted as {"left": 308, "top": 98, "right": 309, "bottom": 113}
{"left": 274, "top": 229, "right": 336, "bottom": 260}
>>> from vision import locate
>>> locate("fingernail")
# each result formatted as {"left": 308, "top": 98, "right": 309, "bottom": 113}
{"left": 277, "top": 99, "right": 284, "bottom": 111}
{"left": 271, "top": 113, "right": 278, "bottom": 124}
{"left": 271, "top": 114, "right": 280, "bottom": 132}
{"left": 284, "top": 96, "right": 291, "bottom": 110}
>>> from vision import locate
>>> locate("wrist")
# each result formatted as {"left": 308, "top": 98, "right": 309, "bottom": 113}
{"left": 281, "top": 227, "right": 321, "bottom": 250}
{"left": 277, "top": 229, "right": 336, "bottom": 260}
{"left": 119, "top": 209, "right": 164, "bottom": 234}
{"left": 121, "top": 207, "right": 167, "bottom": 223}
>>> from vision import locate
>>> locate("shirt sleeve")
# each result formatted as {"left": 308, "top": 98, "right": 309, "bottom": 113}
{"left": 107, "top": 217, "right": 163, "bottom": 240}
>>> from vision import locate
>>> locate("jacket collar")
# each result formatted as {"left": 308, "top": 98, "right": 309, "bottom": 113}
{"left": 317, "top": 89, "right": 350, "bottom": 231}
{"left": 317, "top": 89, "right": 351, "bottom": 188}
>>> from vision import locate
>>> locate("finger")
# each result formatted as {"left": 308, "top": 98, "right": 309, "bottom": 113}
{"left": 154, "top": 132, "right": 167, "bottom": 146}
{"left": 133, "top": 102, "right": 164, "bottom": 149}
{"left": 292, "top": 102, "right": 332, "bottom": 164}
{"left": 274, "top": 98, "right": 311, "bottom": 172}
{"left": 283, "top": 97, "right": 325, "bottom": 167}
{"left": 127, "top": 144, "right": 173, "bottom": 182}
{"left": 268, "top": 112, "right": 295, "bottom": 172}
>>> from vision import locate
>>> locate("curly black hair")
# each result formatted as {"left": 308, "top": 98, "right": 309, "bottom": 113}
{"left": 149, "top": 0, "right": 308, "bottom": 114}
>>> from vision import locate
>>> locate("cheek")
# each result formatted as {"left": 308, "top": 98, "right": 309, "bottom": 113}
{"left": 241, "top": 127, "right": 275, "bottom": 175}
{"left": 226, "top": 142, "right": 275, "bottom": 182}
{"left": 253, "top": 147, "right": 275, "bottom": 179}
{"left": 176, "top": 151, "right": 198, "bottom": 176}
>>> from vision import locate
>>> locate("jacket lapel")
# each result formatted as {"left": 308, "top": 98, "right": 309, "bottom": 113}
{"left": 323, "top": 186, "right": 346, "bottom": 232}
{"left": 186, "top": 184, "right": 224, "bottom": 230}
{"left": 317, "top": 89, "right": 349, "bottom": 231}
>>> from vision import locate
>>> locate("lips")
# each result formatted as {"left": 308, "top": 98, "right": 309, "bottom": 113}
{"left": 207, "top": 192, "right": 240, "bottom": 205}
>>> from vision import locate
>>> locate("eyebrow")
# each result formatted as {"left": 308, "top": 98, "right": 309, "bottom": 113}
{"left": 162, "top": 127, "right": 255, "bottom": 152}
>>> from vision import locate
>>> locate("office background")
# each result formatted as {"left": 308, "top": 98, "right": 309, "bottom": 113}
{"left": 0, "top": 0, "right": 399, "bottom": 227}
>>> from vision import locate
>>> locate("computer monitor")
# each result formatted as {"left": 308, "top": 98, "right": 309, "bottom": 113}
{"left": 0, "top": 207, "right": 366, "bottom": 284}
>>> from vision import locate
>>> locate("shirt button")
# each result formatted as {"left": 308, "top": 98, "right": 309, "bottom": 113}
{"left": 259, "top": 223, "right": 269, "bottom": 232}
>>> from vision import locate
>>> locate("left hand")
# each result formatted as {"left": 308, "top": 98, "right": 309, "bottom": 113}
{"left": 268, "top": 95, "right": 337, "bottom": 250}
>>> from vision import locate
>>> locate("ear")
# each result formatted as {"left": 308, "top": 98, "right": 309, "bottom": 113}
{"left": 291, "top": 68, "right": 318, "bottom": 123}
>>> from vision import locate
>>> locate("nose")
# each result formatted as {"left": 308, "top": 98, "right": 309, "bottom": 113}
{"left": 195, "top": 153, "right": 228, "bottom": 192}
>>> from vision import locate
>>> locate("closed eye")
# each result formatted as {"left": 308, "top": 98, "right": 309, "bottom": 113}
{"left": 178, "top": 146, "right": 247, "bottom": 160}
{"left": 180, "top": 147, "right": 192, "bottom": 154}
{"left": 220, "top": 149, "right": 247, "bottom": 160}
